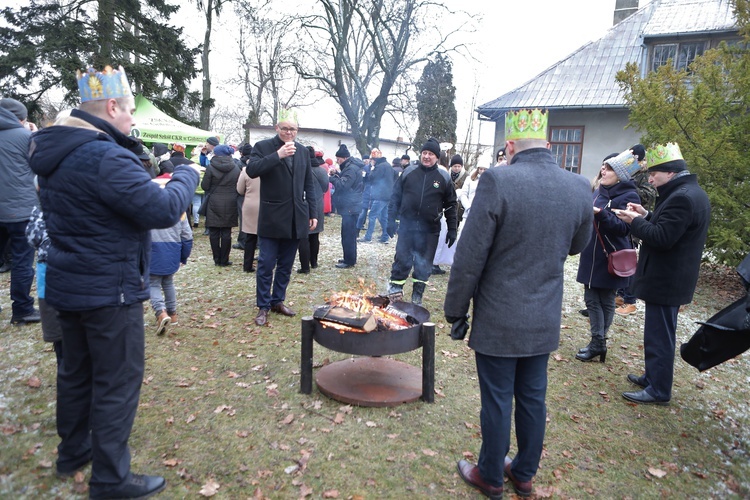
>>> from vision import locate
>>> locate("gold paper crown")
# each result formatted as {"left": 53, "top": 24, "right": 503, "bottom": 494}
{"left": 77, "top": 65, "right": 133, "bottom": 102}
{"left": 646, "top": 142, "right": 683, "bottom": 168}
{"left": 505, "top": 109, "right": 548, "bottom": 141}
{"left": 277, "top": 108, "right": 298, "bottom": 125}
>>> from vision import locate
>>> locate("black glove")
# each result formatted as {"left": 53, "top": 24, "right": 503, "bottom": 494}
{"left": 387, "top": 221, "right": 397, "bottom": 238}
{"left": 446, "top": 229, "right": 457, "bottom": 248}
{"left": 447, "top": 314, "right": 470, "bottom": 340}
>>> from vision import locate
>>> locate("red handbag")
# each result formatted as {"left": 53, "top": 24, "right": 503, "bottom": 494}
{"left": 594, "top": 219, "right": 637, "bottom": 277}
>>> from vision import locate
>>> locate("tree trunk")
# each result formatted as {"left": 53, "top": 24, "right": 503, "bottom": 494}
{"left": 200, "top": 0, "right": 214, "bottom": 130}
{"left": 96, "top": 0, "right": 116, "bottom": 66}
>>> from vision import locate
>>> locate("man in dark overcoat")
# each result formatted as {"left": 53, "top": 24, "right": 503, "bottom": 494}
{"left": 246, "top": 109, "right": 318, "bottom": 326}
{"left": 445, "top": 109, "right": 592, "bottom": 499}
{"left": 616, "top": 142, "right": 710, "bottom": 405}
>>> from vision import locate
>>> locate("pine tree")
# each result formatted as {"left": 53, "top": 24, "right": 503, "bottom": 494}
{"left": 413, "top": 54, "right": 457, "bottom": 158}
{"left": 0, "top": 0, "right": 200, "bottom": 121}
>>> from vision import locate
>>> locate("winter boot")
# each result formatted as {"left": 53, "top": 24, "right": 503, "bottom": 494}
{"left": 155, "top": 310, "right": 171, "bottom": 336}
{"left": 411, "top": 282, "right": 426, "bottom": 306}
{"left": 387, "top": 282, "right": 404, "bottom": 302}
{"left": 575, "top": 336, "right": 606, "bottom": 362}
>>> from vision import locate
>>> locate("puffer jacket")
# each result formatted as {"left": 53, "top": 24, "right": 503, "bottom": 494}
{"left": 150, "top": 217, "right": 193, "bottom": 276}
{"left": 329, "top": 158, "right": 363, "bottom": 215}
{"left": 201, "top": 155, "right": 240, "bottom": 228}
{"left": 0, "top": 107, "right": 36, "bottom": 223}
{"left": 29, "top": 109, "right": 198, "bottom": 311}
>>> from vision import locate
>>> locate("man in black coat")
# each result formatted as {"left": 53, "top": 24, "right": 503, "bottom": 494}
{"left": 616, "top": 142, "right": 711, "bottom": 405}
{"left": 329, "top": 144, "right": 363, "bottom": 268}
{"left": 246, "top": 109, "right": 318, "bottom": 326}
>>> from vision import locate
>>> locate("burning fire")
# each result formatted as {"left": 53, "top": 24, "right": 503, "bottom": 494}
{"left": 323, "top": 290, "right": 411, "bottom": 332}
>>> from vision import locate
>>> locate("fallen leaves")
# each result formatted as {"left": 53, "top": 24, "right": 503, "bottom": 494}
{"left": 648, "top": 467, "right": 667, "bottom": 478}
{"left": 26, "top": 376, "right": 41, "bottom": 388}
{"left": 198, "top": 478, "right": 220, "bottom": 496}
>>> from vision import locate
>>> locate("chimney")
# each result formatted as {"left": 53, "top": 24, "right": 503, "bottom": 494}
{"left": 613, "top": 0, "right": 639, "bottom": 25}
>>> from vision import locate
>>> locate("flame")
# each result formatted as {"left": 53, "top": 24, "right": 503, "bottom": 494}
{"left": 324, "top": 290, "right": 411, "bottom": 332}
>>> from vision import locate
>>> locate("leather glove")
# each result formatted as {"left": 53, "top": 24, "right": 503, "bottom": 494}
{"left": 447, "top": 314, "right": 470, "bottom": 340}
{"left": 387, "top": 221, "right": 397, "bottom": 238}
{"left": 446, "top": 229, "right": 457, "bottom": 248}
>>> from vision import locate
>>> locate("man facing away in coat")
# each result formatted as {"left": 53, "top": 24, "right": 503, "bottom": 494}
{"left": 246, "top": 109, "right": 318, "bottom": 326}
{"left": 29, "top": 65, "right": 200, "bottom": 499}
{"left": 616, "top": 142, "right": 710, "bottom": 405}
{"left": 445, "top": 109, "right": 592, "bottom": 499}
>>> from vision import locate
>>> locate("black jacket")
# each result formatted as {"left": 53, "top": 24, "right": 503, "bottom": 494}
{"left": 202, "top": 155, "right": 240, "bottom": 228}
{"left": 630, "top": 174, "right": 711, "bottom": 305}
{"left": 369, "top": 157, "right": 395, "bottom": 201}
{"left": 389, "top": 163, "right": 457, "bottom": 234}
{"left": 329, "top": 158, "right": 363, "bottom": 215}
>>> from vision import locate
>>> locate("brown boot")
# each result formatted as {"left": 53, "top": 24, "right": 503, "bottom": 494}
{"left": 168, "top": 312, "right": 178, "bottom": 326}
{"left": 155, "top": 310, "right": 171, "bottom": 336}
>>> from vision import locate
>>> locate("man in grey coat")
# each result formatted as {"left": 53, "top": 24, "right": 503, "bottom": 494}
{"left": 445, "top": 109, "right": 592, "bottom": 499}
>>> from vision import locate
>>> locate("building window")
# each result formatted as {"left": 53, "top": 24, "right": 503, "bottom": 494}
{"left": 550, "top": 127, "right": 583, "bottom": 174}
{"left": 651, "top": 41, "right": 707, "bottom": 72}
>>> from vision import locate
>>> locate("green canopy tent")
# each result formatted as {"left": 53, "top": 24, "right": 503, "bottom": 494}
{"left": 131, "top": 94, "right": 221, "bottom": 147}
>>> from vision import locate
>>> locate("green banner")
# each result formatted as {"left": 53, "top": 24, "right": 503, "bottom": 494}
{"left": 131, "top": 94, "right": 221, "bottom": 146}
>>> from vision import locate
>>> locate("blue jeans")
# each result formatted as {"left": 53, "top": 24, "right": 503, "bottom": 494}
{"left": 256, "top": 237, "right": 298, "bottom": 309}
{"left": 584, "top": 286, "right": 616, "bottom": 340}
{"left": 0, "top": 220, "right": 35, "bottom": 317}
{"left": 192, "top": 194, "right": 203, "bottom": 224}
{"left": 476, "top": 352, "right": 549, "bottom": 485}
{"left": 364, "top": 199, "right": 389, "bottom": 242}
{"left": 149, "top": 274, "right": 176, "bottom": 314}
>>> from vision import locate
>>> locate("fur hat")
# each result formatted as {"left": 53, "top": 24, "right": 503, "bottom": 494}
{"left": 335, "top": 144, "right": 350, "bottom": 158}
{"left": 206, "top": 136, "right": 220, "bottom": 146}
{"left": 450, "top": 154, "right": 463, "bottom": 166}
{"left": 421, "top": 138, "right": 441, "bottom": 157}
{"left": 213, "top": 145, "right": 233, "bottom": 156}
{"left": 0, "top": 98, "right": 27, "bottom": 121}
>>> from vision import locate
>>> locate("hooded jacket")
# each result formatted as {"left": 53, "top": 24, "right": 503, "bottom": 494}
{"left": 201, "top": 155, "right": 240, "bottom": 227}
{"left": 0, "top": 107, "right": 37, "bottom": 223}
{"left": 389, "top": 162, "right": 457, "bottom": 234}
{"left": 29, "top": 109, "right": 198, "bottom": 311}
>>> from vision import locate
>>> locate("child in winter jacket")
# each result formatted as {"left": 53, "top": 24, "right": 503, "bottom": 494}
{"left": 150, "top": 175, "right": 193, "bottom": 335}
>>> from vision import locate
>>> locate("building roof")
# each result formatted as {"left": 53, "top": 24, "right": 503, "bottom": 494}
{"left": 477, "top": 0, "right": 738, "bottom": 120}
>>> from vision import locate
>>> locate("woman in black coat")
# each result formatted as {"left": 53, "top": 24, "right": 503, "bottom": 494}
{"left": 201, "top": 145, "right": 240, "bottom": 266}
{"left": 297, "top": 147, "right": 329, "bottom": 273}
{"left": 575, "top": 152, "right": 640, "bottom": 362}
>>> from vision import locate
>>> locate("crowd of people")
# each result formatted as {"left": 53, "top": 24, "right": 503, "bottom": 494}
{"left": 1, "top": 59, "right": 719, "bottom": 499}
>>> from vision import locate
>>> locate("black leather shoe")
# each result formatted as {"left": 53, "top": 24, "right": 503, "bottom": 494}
{"left": 10, "top": 310, "right": 41, "bottom": 326}
{"left": 232, "top": 243, "right": 244, "bottom": 250}
{"left": 89, "top": 473, "right": 166, "bottom": 499}
{"left": 297, "top": 268, "right": 310, "bottom": 274}
{"left": 337, "top": 259, "right": 346, "bottom": 264}
{"left": 271, "top": 302, "right": 296, "bottom": 317}
{"left": 431, "top": 265, "right": 446, "bottom": 275}
{"left": 579, "top": 308, "right": 589, "bottom": 317}
{"left": 0, "top": 262, "right": 11, "bottom": 273}
{"left": 335, "top": 262, "right": 354, "bottom": 269}
{"left": 622, "top": 389, "right": 669, "bottom": 405}
{"left": 627, "top": 374, "right": 647, "bottom": 388}
{"left": 457, "top": 459, "right": 503, "bottom": 499}
{"left": 504, "top": 456, "right": 532, "bottom": 497}
{"left": 255, "top": 308, "right": 269, "bottom": 326}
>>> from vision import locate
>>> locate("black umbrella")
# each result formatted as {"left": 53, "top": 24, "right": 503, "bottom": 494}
{"left": 680, "top": 294, "right": 750, "bottom": 371}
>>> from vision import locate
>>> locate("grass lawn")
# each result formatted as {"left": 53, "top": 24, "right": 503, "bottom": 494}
{"left": 1, "top": 214, "right": 748, "bottom": 498}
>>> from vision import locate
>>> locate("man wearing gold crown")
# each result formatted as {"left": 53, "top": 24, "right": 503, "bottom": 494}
{"left": 616, "top": 142, "right": 710, "bottom": 405}
{"left": 445, "top": 109, "right": 592, "bottom": 499}
{"left": 29, "top": 65, "right": 200, "bottom": 499}
{"left": 246, "top": 108, "right": 318, "bottom": 326}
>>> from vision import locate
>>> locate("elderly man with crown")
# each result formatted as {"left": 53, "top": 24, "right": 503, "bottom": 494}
{"left": 615, "top": 142, "right": 711, "bottom": 406}
{"left": 29, "top": 65, "right": 199, "bottom": 499}
{"left": 246, "top": 108, "right": 318, "bottom": 326}
{"left": 445, "top": 109, "right": 592, "bottom": 499}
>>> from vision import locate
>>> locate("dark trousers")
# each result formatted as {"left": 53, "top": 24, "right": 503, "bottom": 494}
{"left": 243, "top": 233, "right": 258, "bottom": 272}
{"left": 56, "top": 303, "right": 145, "bottom": 492}
{"left": 0, "top": 220, "right": 35, "bottom": 317}
{"left": 642, "top": 302, "right": 680, "bottom": 400}
{"left": 389, "top": 229, "right": 439, "bottom": 283}
{"left": 476, "top": 352, "right": 549, "bottom": 486}
{"left": 208, "top": 227, "right": 232, "bottom": 265}
{"left": 340, "top": 213, "right": 358, "bottom": 265}
{"left": 256, "top": 236, "right": 298, "bottom": 309}
{"left": 584, "top": 286, "right": 616, "bottom": 340}
{"left": 236, "top": 197, "right": 246, "bottom": 245}
{"left": 298, "top": 233, "right": 320, "bottom": 271}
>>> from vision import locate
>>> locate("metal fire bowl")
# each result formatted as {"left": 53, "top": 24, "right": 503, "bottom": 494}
{"left": 313, "top": 301, "right": 430, "bottom": 356}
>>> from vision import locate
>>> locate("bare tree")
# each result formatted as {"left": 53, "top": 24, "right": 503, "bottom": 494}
{"left": 293, "top": 0, "right": 468, "bottom": 156}
{"left": 196, "top": 0, "right": 233, "bottom": 129}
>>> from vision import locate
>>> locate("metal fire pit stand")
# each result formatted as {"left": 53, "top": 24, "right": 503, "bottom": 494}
{"left": 300, "top": 316, "right": 435, "bottom": 406}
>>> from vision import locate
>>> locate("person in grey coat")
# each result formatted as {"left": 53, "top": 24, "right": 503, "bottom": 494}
{"left": 445, "top": 109, "right": 592, "bottom": 499}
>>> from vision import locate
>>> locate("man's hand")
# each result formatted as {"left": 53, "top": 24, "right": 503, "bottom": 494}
{"left": 387, "top": 221, "right": 397, "bottom": 238}
{"left": 446, "top": 229, "right": 457, "bottom": 248}
{"left": 626, "top": 202, "right": 647, "bottom": 216}
{"left": 446, "top": 314, "right": 470, "bottom": 340}
{"left": 615, "top": 209, "right": 641, "bottom": 224}
{"left": 277, "top": 142, "right": 296, "bottom": 159}
{"left": 309, "top": 219, "right": 318, "bottom": 231}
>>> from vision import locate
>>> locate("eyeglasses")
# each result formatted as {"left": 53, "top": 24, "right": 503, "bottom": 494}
{"left": 279, "top": 127, "right": 298, "bottom": 133}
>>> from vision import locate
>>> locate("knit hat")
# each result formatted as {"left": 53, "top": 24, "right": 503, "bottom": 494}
{"left": 335, "top": 144, "right": 350, "bottom": 158}
{"left": 152, "top": 143, "right": 169, "bottom": 157}
{"left": 206, "top": 136, "right": 220, "bottom": 146}
{"left": 646, "top": 142, "right": 686, "bottom": 172}
{"left": 240, "top": 143, "right": 253, "bottom": 156}
{"left": 213, "top": 145, "right": 233, "bottom": 156}
{"left": 450, "top": 154, "right": 463, "bottom": 166}
{"left": 0, "top": 98, "right": 28, "bottom": 121}
{"left": 631, "top": 144, "right": 646, "bottom": 162}
{"left": 421, "top": 138, "right": 441, "bottom": 157}
{"left": 325, "top": 158, "right": 333, "bottom": 166}
{"left": 401, "top": 154, "right": 410, "bottom": 161}
{"left": 605, "top": 149, "right": 638, "bottom": 182}
{"left": 172, "top": 142, "right": 185, "bottom": 153}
